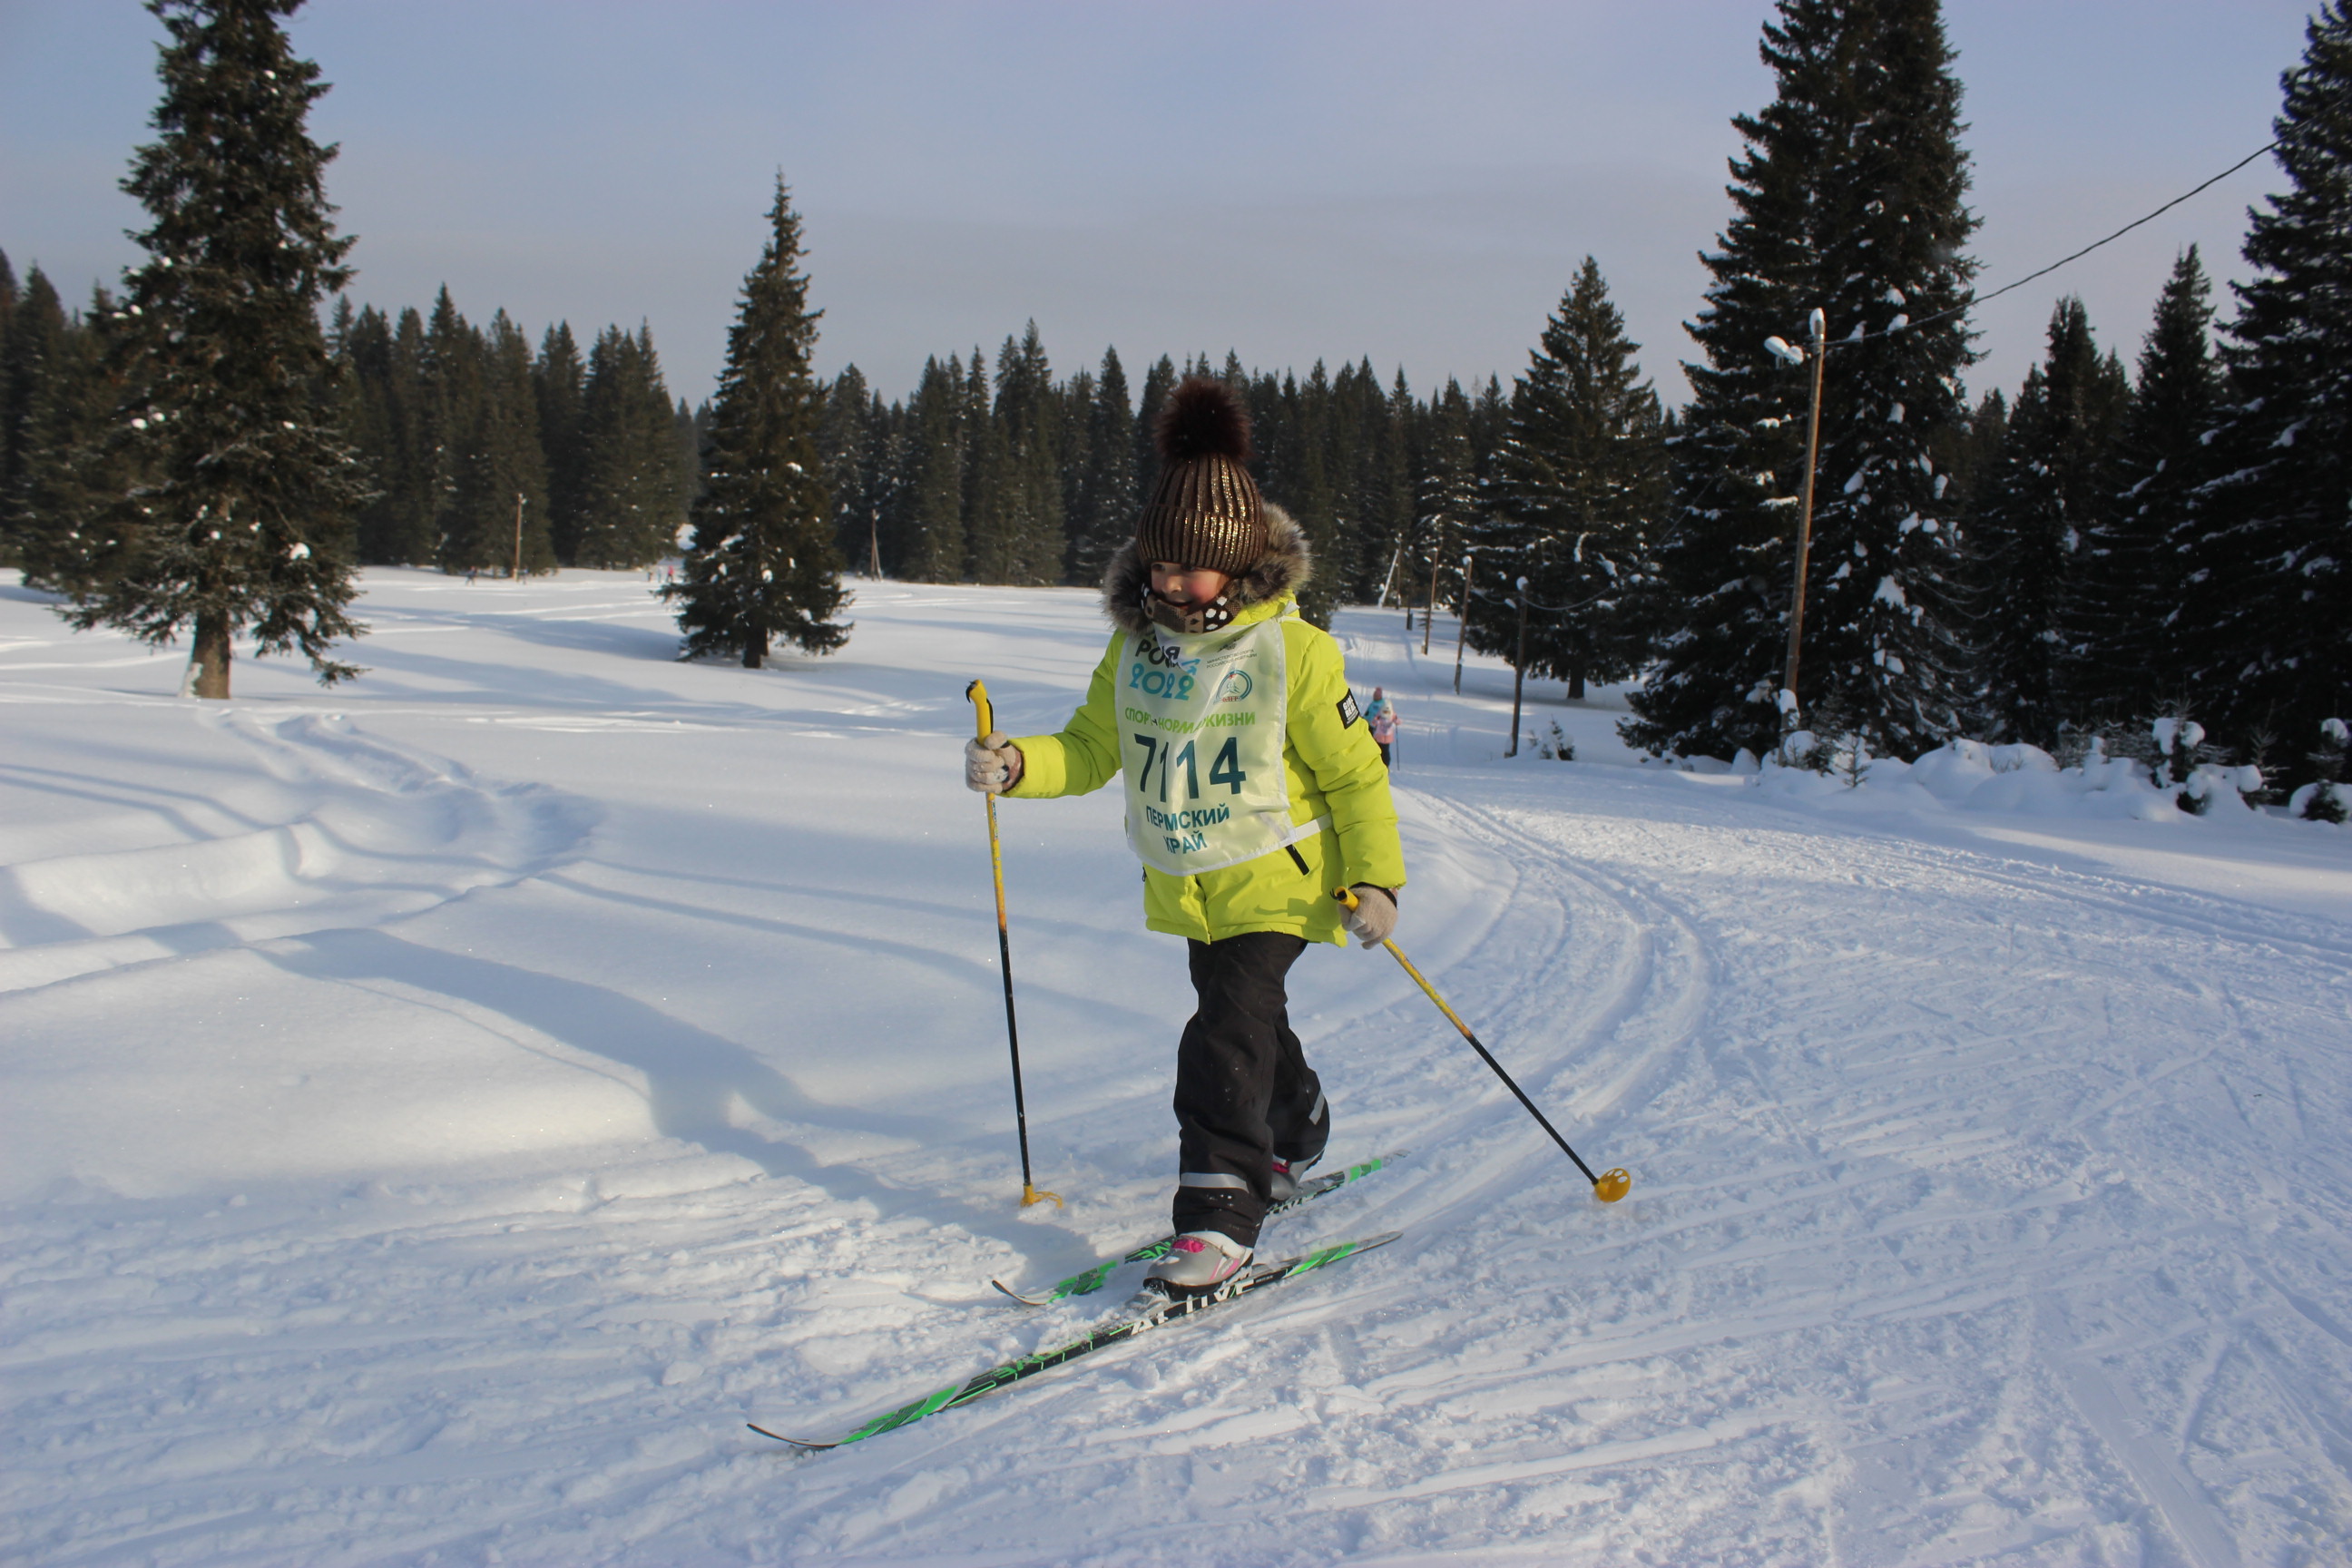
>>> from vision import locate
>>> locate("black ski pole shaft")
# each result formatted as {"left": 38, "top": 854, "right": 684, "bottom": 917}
{"left": 968, "top": 680, "right": 1060, "bottom": 1209}
{"left": 1334, "top": 888, "right": 1630, "bottom": 1201}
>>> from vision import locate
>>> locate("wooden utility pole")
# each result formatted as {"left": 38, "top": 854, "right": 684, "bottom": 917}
{"left": 512, "top": 493, "right": 525, "bottom": 581}
{"left": 1453, "top": 554, "right": 1473, "bottom": 694}
{"left": 1781, "top": 307, "right": 1828, "bottom": 740}
{"left": 1506, "top": 576, "right": 1530, "bottom": 757}
{"left": 1424, "top": 545, "right": 1439, "bottom": 655}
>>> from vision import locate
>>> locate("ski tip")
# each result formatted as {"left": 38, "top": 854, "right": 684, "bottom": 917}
{"left": 990, "top": 1278, "right": 1049, "bottom": 1308}
{"left": 747, "top": 1421, "right": 832, "bottom": 1450}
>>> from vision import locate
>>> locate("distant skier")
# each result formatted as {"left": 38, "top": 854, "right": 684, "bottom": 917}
{"left": 964, "top": 377, "right": 1406, "bottom": 1298}
{"left": 1365, "top": 688, "right": 1397, "bottom": 769}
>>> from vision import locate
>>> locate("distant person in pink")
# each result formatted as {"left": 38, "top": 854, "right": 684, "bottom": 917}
{"left": 1366, "top": 688, "right": 1397, "bottom": 768}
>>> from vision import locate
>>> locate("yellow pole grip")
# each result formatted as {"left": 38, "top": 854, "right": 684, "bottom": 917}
{"left": 967, "top": 678, "right": 995, "bottom": 741}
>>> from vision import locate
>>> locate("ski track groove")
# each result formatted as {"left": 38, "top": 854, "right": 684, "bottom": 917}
{"left": 7, "top": 583, "right": 2351, "bottom": 1565}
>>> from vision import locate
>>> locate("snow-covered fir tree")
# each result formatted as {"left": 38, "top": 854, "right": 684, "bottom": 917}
{"left": 1412, "top": 378, "right": 1479, "bottom": 623}
{"left": 1477, "top": 256, "right": 1667, "bottom": 698}
{"left": 816, "top": 364, "right": 873, "bottom": 570}
{"left": 1966, "top": 298, "right": 2131, "bottom": 744}
{"left": 2073, "top": 249, "right": 2220, "bottom": 717}
{"left": 664, "top": 177, "right": 847, "bottom": 667}
{"left": 2179, "top": 3, "right": 2352, "bottom": 781}
{"left": 63, "top": 0, "right": 369, "bottom": 698}
{"left": 1624, "top": 0, "right": 1978, "bottom": 762}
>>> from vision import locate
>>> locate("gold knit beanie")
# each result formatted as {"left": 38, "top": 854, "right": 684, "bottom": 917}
{"left": 1135, "top": 377, "right": 1267, "bottom": 577}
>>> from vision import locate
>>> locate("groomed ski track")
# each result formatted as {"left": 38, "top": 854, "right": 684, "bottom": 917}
{"left": 2, "top": 571, "right": 2347, "bottom": 1565}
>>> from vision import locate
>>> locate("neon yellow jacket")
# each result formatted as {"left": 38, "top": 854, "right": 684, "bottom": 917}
{"left": 1007, "top": 512, "right": 1405, "bottom": 945}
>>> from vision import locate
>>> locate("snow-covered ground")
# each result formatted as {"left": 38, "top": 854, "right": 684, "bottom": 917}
{"left": 3, "top": 566, "right": 2347, "bottom": 1567}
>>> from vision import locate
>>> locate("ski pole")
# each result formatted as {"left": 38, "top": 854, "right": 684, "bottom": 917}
{"left": 1334, "top": 887, "right": 1630, "bottom": 1202}
{"left": 968, "top": 680, "right": 1061, "bottom": 1210}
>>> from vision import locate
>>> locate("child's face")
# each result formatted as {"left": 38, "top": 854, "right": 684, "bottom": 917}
{"left": 1149, "top": 563, "right": 1231, "bottom": 607}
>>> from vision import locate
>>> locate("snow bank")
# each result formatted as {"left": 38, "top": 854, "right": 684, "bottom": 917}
{"left": 1740, "top": 735, "right": 2296, "bottom": 827}
{"left": 0, "top": 710, "right": 594, "bottom": 995}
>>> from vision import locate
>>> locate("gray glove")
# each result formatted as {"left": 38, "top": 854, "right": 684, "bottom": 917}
{"left": 965, "top": 731, "right": 1024, "bottom": 793}
{"left": 1342, "top": 885, "right": 1397, "bottom": 948}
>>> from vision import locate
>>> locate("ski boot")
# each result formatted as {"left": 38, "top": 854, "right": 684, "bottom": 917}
{"left": 1142, "top": 1230, "right": 1252, "bottom": 1299}
{"left": 1268, "top": 1151, "right": 1322, "bottom": 1206}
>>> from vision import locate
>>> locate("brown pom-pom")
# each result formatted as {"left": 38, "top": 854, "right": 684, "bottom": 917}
{"left": 1157, "top": 376, "right": 1252, "bottom": 466}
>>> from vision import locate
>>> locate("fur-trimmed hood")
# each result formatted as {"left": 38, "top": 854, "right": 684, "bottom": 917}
{"left": 1101, "top": 503, "right": 1313, "bottom": 636}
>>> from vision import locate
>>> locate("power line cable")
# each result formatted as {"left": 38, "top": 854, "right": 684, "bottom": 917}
{"left": 1827, "top": 124, "right": 2308, "bottom": 352}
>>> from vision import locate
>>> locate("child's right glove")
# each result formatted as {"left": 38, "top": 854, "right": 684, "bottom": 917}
{"left": 965, "top": 732, "right": 1024, "bottom": 793}
{"left": 1342, "top": 885, "right": 1397, "bottom": 947}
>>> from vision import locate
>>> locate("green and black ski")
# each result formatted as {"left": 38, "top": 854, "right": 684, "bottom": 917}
{"left": 990, "top": 1150, "right": 1406, "bottom": 1308}
{"left": 749, "top": 1230, "right": 1400, "bottom": 1452}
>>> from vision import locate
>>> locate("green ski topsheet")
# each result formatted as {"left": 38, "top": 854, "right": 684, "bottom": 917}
{"left": 751, "top": 1230, "right": 1402, "bottom": 1451}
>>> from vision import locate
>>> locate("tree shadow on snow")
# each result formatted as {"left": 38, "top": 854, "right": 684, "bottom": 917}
{"left": 259, "top": 926, "right": 1086, "bottom": 1271}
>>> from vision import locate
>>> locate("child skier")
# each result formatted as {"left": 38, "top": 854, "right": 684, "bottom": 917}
{"left": 964, "top": 377, "right": 1406, "bottom": 1297}
{"left": 1365, "top": 688, "right": 1397, "bottom": 768}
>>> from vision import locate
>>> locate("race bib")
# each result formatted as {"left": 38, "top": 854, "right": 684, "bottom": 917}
{"left": 1118, "top": 616, "right": 1308, "bottom": 875}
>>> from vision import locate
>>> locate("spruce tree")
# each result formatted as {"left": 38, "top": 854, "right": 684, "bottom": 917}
{"left": 1134, "top": 354, "right": 1177, "bottom": 506}
{"left": 64, "top": 0, "right": 368, "bottom": 696}
{"left": 443, "top": 309, "right": 553, "bottom": 575}
{"left": 664, "top": 177, "right": 846, "bottom": 666}
{"left": 1967, "top": 299, "right": 2132, "bottom": 744}
{"left": 891, "top": 355, "right": 966, "bottom": 582}
{"left": 964, "top": 323, "right": 1065, "bottom": 584}
{"left": 1625, "top": 0, "right": 1978, "bottom": 761}
{"left": 5, "top": 275, "right": 128, "bottom": 591}
{"left": 332, "top": 301, "right": 392, "bottom": 561}
{"left": 0, "top": 255, "right": 35, "bottom": 547}
{"left": 1481, "top": 256, "right": 1669, "bottom": 697}
{"left": 2077, "top": 249, "right": 2220, "bottom": 715}
{"left": 575, "top": 323, "right": 686, "bottom": 566}
{"left": 365, "top": 306, "right": 436, "bottom": 563}
{"left": 818, "top": 363, "right": 875, "bottom": 569}
{"left": 964, "top": 339, "right": 1017, "bottom": 582}
{"left": 672, "top": 397, "right": 703, "bottom": 510}
{"left": 1275, "top": 361, "right": 1341, "bottom": 628}
{"left": 2180, "top": 3, "right": 2352, "bottom": 775}
{"left": 419, "top": 286, "right": 479, "bottom": 558}
{"left": 1414, "top": 378, "right": 1479, "bottom": 623}
{"left": 1069, "top": 346, "right": 1138, "bottom": 584}
{"left": 0, "top": 252, "right": 16, "bottom": 452}
{"left": 533, "top": 321, "right": 588, "bottom": 563}
{"left": 1, "top": 265, "right": 71, "bottom": 570}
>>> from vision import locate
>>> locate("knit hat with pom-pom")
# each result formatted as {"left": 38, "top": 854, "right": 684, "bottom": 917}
{"left": 1136, "top": 377, "right": 1266, "bottom": 577}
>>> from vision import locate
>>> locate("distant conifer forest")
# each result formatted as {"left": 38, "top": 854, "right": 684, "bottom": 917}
{"left": 2, "top": 0, "right": 2345, "bottom": 798}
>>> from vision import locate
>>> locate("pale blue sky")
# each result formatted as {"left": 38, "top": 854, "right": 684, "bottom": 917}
{"left": 0, "top": 2, "right": 2318, "bottom": 409}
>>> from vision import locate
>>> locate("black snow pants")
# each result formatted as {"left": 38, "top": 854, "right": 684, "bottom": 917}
{"left": 1171, "top": 931, "right": 1331, "bottom": 1249}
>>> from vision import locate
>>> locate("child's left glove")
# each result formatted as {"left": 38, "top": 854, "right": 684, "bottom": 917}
{"left": 1342, "top": 885, "right": 1398, "bottom": 947}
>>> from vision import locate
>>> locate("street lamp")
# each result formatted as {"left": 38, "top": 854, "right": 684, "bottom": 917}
{"left": 1506, "top": 574, "right": 1530, "bottom": 758}
{"left": 1767, "top": 308, "right": 1828, "bottom": 756}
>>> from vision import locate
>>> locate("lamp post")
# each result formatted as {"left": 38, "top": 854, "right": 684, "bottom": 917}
{"left": 1423, "top": 541, "right": 1439, "bottom": 655}
{"left": 1453, "top": 554, "right": 1473, "bottom": 694}
{"left": 1506, "top": 575, "right": 1530, "bottom": 758}
{"left": 1765, "top": 308, "right": 1828, "bottom": 753}
{"left": 512, "top": 492, "right": 525, "bottom": 581}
